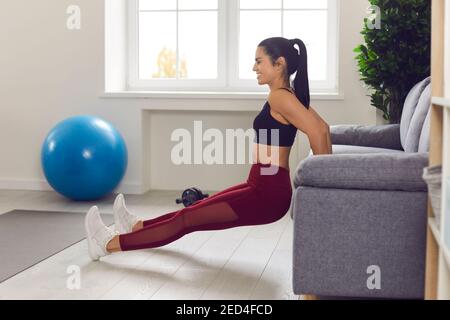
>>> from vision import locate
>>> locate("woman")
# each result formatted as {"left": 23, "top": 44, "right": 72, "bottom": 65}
{"left": 85, "top": 37, "right": 332, "bottom": 261}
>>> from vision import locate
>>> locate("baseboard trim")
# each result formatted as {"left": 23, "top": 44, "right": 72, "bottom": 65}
{"left": 0, "top": 178, "right": 144, "bottom": 195}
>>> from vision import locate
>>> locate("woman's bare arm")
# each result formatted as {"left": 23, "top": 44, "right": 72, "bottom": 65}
{"left": 308, "top": 106, "right": 332, "bottom": 154}
{"left": 308, "top": 126, "right": 331, "bottom": 155}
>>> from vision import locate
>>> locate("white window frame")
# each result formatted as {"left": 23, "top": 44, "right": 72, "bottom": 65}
{"left": 127, "top": 0, "right": 339, "bottom": 93}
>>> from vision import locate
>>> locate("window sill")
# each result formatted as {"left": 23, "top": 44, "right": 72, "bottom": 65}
{"left": 100, "top": 91, "right": 344, "bottom": 100}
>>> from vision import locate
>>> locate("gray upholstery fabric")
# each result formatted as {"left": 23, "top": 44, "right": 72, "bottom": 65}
{"left": 330, "top": 124, "right": 403, "bottom": 150}
{"left": 403, "top": 83, "right": 432, "bottom": 152}
{"left": 308, "top": 141, "right": 405, "bottom": 157}
{"left": 330, "top": 144, "right": 405, "bottom": 155}
{"left": 400, "top": 77, "right": 431, "bottom": 149}
{"left": 418, "top": 108, "right": 431, "bottom": 153}
{"left": 294, "top": 153, "right": 429, "bottom": 192}
{"left": 291, "top": 77, "right": 431, "bottom": 299}
{"left": 292, "top": 186, "right": 428, "bottom": 299}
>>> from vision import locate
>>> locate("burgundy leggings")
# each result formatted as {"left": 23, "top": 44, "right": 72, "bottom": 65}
{"left": 119, "top": 163, "right": 293, "bottom": 251}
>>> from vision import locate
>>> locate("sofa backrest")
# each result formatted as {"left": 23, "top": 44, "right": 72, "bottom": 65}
{"left": 400, "top": 76, "right": 431, "bottom": 152}
{"left": 418, "top": 107, "right": 431, "bottom": 153}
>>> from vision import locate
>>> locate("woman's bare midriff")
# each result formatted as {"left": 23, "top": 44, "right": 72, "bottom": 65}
{"left": 252, "top": 143, "right": 291, "bottom": 171}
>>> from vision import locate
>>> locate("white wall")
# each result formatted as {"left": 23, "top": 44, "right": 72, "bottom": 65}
{"left": 0, "top": 0, "right": 378, "bottom": 194}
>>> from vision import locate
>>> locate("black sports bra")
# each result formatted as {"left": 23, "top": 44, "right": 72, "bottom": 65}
{"left": 253, "top": 88, "right": 297, "bottom": 147}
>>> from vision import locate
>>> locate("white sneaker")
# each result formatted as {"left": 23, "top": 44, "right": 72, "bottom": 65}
{"left": 85, "top": 206, "right": 119, "bottom": 261}
{"left": 113, "top": 194, "right": 140, "bottom": 234}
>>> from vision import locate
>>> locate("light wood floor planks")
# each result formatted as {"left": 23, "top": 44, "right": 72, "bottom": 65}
{"left": 0, "top": 189, "right": 300, "bottom": 300}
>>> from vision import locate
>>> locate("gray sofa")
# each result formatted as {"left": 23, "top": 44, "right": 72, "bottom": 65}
{"left": 291, "top": 76, "right": 431, "bottom": 299}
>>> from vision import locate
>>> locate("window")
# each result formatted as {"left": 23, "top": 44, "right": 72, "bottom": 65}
{"left": 128, "top": 0, "right": 339, "bottom": 92}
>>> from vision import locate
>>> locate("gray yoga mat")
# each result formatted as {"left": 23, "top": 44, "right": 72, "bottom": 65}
{"left": 0, "top": 209, "right": 114, "bottom": 283}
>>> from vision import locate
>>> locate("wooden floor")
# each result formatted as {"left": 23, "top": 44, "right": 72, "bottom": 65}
{"left": 0, "top": 189, "right": 301, "bottom": 300}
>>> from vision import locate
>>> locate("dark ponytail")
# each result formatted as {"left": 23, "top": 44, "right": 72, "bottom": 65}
{"left": 291, "top": 39, "right": 310, "bottom": 109}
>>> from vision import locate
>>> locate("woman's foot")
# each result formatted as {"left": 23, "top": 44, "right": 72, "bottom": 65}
{"left": 85, "top": 206, "right": 119, "bottom": 261}
{"left": 113, "top": 194, "right": 142, "bottom": 234}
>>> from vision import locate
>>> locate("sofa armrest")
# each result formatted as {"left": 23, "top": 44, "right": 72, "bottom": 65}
{"left": 330, "top": 124, "right": 403, "bottom": 150}
{"left": 294, "top": 152, "right": 429, "bottom": 191}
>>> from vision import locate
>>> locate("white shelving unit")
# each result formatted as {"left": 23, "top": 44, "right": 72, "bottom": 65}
{"left": 428, "top": 98, "right": 450, "bottom": 299}
{"left": 425, "top": 0, "right": 450, "bottom": 300}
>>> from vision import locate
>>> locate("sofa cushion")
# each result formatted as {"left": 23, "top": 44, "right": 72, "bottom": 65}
{"left": 400, "top": 77, "right": 431, "bottom": 150}
{"left": 330, "top": 145, "right": 405, "bottom": 154}
{"left": 330, "top": 124, "right": 402, "bottom": 150}
{"left": 403, "top": 83, "right": 431, "bottom": 152}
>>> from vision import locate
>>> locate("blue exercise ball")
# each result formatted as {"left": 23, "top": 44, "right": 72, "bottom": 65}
{"left": 41, "top": 115, "right": 128, "bottom": 201}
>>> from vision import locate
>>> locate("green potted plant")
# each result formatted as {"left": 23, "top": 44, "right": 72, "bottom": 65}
{"left": 354, "top": 0, "right": 431, "bottom": 124}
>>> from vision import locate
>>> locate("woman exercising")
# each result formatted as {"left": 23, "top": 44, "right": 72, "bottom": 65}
{"left": 85, "top": 37, "right": 332, "bottom": 261}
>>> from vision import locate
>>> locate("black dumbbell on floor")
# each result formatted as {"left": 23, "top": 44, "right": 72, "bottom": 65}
{"left": 175, "top": 187, "right": 209, "bottom": 207}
